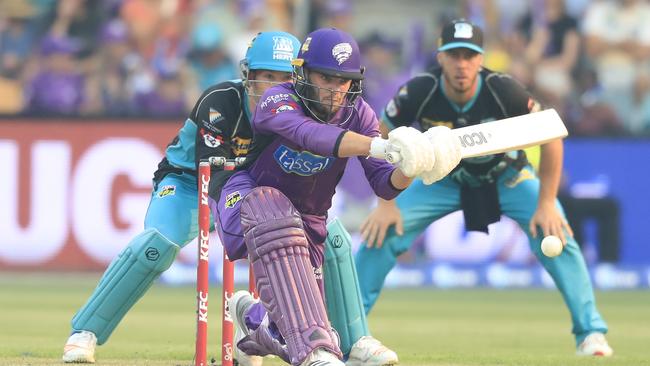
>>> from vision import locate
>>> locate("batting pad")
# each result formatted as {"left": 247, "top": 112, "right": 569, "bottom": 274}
{"left": 240, "top": 187, "right": 342, "bottom": 365}
{"left": 71, "top": 228, "right": 179, "bottom": 344}
{"left": 324, "top": 218, "right": 369, "bottom": 356}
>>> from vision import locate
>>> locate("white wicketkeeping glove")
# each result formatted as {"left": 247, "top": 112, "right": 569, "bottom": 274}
{"left": 418, "top": 126, "right": 462, "bottom": 185}
{"left": 369, "top": 126, "right": 435, "bottom": 177}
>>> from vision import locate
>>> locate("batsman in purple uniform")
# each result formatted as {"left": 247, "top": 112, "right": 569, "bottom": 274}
{"left": 208, "top": 28, "right": 461, "bottom": 366}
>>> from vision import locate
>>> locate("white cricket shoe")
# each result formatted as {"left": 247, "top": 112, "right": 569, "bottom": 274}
{"left": 300, "top": 348, "right": 345, "bottom": 366}
{"left": 347, "top": 336, "right": 398, "bottom": 366}
{"left": 62, "top": 330, "right": 97, "bottom": 363}
{"left": 576, "top": 332, "right": 613, "bottom": 357}
{"left": 229, "top": 290, "right": 263, "bottom": 366}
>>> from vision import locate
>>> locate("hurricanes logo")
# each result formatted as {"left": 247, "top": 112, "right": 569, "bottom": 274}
{"left": 332, "top": 43, "right": 353, "bottom": 65}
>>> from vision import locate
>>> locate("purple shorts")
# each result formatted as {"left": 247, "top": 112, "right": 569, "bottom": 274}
{"left": 209, "top": 171, "right": 328, "bottom": 268}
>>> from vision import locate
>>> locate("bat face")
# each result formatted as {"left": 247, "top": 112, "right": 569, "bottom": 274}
{"left": 458, "top": 131, "right": 488, "bottom": 149}
{"left": 453, "top": 109, "right": 568, "bottom": 159}
{"left": 384, "top": 109, "right": 568, "bottom": 165}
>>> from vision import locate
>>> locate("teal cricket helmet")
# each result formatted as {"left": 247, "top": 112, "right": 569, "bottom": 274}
{"left": 241, "top": 31, "right": 300, "bottom": 74}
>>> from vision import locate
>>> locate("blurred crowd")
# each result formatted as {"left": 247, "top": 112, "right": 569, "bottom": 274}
{"left": 1, "top": 0, "right": 649, "bottom": 136}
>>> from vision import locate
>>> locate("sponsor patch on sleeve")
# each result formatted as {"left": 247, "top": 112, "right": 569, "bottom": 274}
{"left": 209, "top": 108, "right": 224, "bottom": 123}
{"left": 200, "top": 128, "right": 223, "bottom": 148}
{"left": 157, "top": 185, "right": 176, "bottom": 198}
{"left": 272, "top": 103, "right": 298, "bottom": 114}
{"left": 260, "top": 93, "right": 291, "bottom": 109}
{"left": 225, "top": 191, "right": 242, "bottom": 208}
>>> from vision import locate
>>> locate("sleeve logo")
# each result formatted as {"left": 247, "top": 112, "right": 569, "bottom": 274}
{"left": 203, "top": 133, "right": 222, "bottom": 148}
{"left": 272, "top": 102, "right": 298, "bottom": 114}
{"left": 224, "top": 191, "right": 242, "bottom": 208}
{"left": 209, "top": 108, "right": 224, "bottom": 123}
{"left": 260, "top": 93, "right": 291, "bottom": 109}
{"left": 157, "top": 185, "right": 176, "bottom": 198}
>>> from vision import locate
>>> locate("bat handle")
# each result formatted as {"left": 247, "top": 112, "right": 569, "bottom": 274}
{"left": 386, "top": 151, "right": 402, "bottom": 164}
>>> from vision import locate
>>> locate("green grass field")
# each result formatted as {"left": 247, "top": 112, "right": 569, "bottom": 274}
{"left": 1, "top": 272, "right": 649, "bottom": 366}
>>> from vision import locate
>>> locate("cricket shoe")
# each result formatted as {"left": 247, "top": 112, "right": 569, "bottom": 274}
{"left": 300, "top": 348, "right": 345, "bottom": 366}
{"left": 347, "top": 336, "right": 398, "bottom": 366}
{"left": 229, "top": 290, "right": 263, "bottom": 366}
{"left": 576, "top": 332, "right": 613, "bottom": 357}
{"left": 62, "top": 330, "right": 97, "bottom": 363}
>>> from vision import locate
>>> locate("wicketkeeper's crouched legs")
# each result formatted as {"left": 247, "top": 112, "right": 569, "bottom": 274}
{"left": 324, "top": 218, "right": 368, "bottom": 355}
{"left": 240, "top": 186, "right": 342, "bottom": 365}
{"left": 71, "top": 228, "right": 180, "bottom": 344}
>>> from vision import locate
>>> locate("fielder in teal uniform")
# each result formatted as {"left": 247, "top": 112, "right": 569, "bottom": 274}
{"left": 355, "top": 19, "right": 613, "bottom": 357}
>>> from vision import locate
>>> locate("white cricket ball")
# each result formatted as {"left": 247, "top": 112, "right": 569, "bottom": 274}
{"left": 541, "top": 235, "right": 563, "bottom": 257}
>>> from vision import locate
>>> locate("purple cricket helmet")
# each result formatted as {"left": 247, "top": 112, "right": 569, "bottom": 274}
{"left": 291, "top": 28, "right": 364, "bottom": 123}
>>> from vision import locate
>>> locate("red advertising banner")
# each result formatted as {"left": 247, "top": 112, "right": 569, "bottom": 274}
{"left": 0, "top": 119, "right": 179, "bottom": 270}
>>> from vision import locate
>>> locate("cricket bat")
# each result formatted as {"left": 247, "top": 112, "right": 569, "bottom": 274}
{"left": 387, "top": 108, "right": 568, "bottom": 163}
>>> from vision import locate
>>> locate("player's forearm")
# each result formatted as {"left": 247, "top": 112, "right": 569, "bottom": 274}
{"left": 336, "top": 131, "right": 373, "bottom": 157}
{"left": 378, "top": 120, "right": 390, "bottom": 138}
{"left": 537, "top": 138, "right": 563, "bottom": 206}
{"left": 389, "top": 168, "right": 412, "bottom": 190}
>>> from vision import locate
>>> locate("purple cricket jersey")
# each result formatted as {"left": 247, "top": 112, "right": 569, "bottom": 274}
{"left": 214, "top": 82, "right": 401, "bottom": 267}
{"left": 248, "top": 82, "right": 400, "bottom": 215}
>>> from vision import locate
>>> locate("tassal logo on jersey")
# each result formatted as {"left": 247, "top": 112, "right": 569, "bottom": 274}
{"left": 274, "top": 145, "right": 334, "bottom": 176}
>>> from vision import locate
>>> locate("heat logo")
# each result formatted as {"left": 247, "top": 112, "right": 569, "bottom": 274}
{"left": 273, "top": 36, "right": 295, "bottom": 61}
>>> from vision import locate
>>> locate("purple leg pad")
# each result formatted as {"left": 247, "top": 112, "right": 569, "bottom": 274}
{"left": 240, "top": 187, "right": 342, "bottom": 365}
{"left": 238, "top": 324, "right": 291, "bottom": 364}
